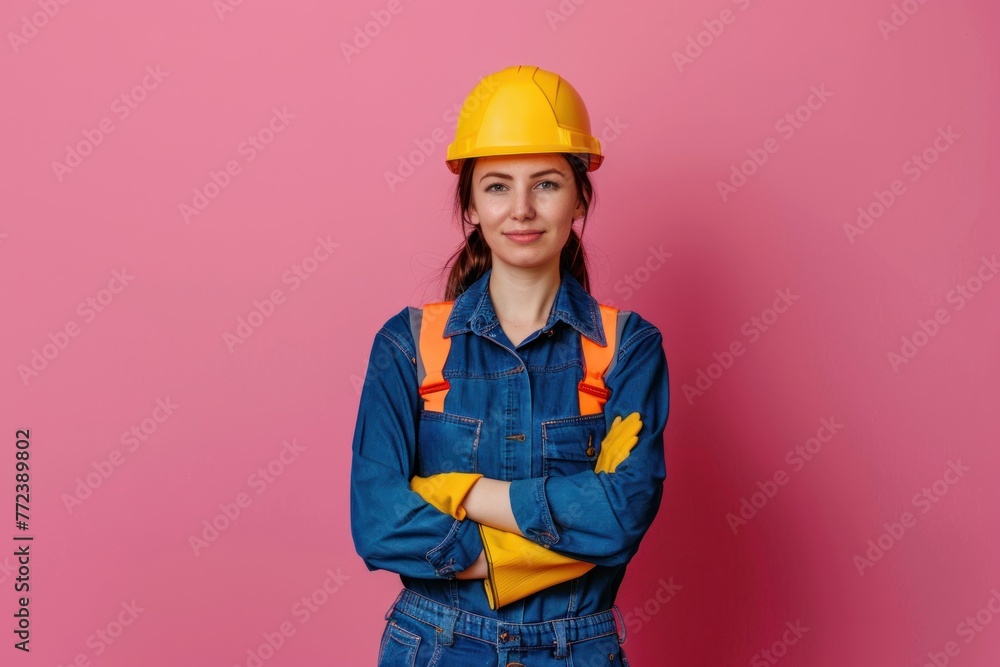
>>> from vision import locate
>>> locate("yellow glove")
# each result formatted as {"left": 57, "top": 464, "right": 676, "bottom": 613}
{"left": 409, "top": 472, "right": 483, "bottom": 520}
{"left": 595, "top": 412, "right": 642, "bottom": 473}
{"left": 478, "top": 411, "right": 644, "bottom": 609}
{"left": 478, "top": 524, "right": 593, "bottom": 609}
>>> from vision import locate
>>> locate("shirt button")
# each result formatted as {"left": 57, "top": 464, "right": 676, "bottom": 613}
{"left": 546, "top": 328, "right": 555, "bottom": 336}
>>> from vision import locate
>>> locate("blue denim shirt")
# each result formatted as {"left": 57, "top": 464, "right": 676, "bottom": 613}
{"left": 350, "top": 266, "right": 669, "bottom": 621}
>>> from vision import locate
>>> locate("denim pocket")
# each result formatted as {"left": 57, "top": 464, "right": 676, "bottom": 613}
{"left": 416, "top": 410, "right": 483, "bottom": 475}
{"left": 541, "top": 413, "right": 607, "bottom": 477}
{"left": 569, "top": 632, "right": 629, "bottom": 667}
{"left": 376, "top": 619, "right": 420, "bottom": 667}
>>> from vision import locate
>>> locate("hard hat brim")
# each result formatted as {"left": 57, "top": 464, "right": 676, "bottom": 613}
{"left": 445, "top": 149, "right": 603, "bottom": 175}
{"left": 445, "top": 65, "right": 604, "bottom": 175}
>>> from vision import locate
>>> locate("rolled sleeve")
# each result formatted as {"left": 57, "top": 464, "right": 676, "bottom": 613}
{"left": 509, "top": 476, "right": 559, "bottom": 547}
{"left": 425, "top": 514, "right": 485, "bottom": 577}
{"left": 511, "top": 323, "right": 669, "bottom": 567}
{"left": 350, "top": 311, "right": 484, "bottom": 579}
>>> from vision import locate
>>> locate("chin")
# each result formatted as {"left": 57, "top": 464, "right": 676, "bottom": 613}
{"left": 493, "top": 256, "right": 562, "bottom": 271}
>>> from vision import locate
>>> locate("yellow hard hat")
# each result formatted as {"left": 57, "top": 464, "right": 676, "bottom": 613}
{"left": 445, "top": 65, "right": 603, "bottom": 175}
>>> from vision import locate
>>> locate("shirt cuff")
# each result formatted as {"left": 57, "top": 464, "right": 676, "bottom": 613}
{"left": 425, "top": 515, "right": 484, "bottom": 578}
{"left": 509, "top": 477, "right": 560, "bottom": 547}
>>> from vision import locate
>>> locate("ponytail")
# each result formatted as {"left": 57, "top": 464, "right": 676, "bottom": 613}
{"left": 444, "top": 225, "right": 493, "bottom": 302}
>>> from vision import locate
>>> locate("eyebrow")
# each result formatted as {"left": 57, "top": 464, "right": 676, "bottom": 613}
{"left": 479, "top": 168, "right": 566, "bottom": 183}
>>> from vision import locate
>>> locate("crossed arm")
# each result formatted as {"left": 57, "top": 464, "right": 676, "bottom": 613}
{"left": 409, "top": 412, "right": 645, "bottom": 605}
{"left": 351, "top": 318, "right": 668, "bottom": 599}
{"left": 454, "top": 479, "right": 516, "bottom": 579}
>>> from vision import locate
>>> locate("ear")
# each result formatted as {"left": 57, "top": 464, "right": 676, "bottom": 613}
{"left": 468, "top": 204, "right": 480, "bottom": 226}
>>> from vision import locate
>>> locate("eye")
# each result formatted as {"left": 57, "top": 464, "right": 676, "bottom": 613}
{"left": 485, "top": 183, "right": 507, "bottom": 192}
{"left": 537, "top": 180, "right": 559, "bottom": 190}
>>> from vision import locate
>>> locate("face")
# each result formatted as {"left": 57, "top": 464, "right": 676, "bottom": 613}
{"left": 468, "top": 153, "right": 585, "bottom": 275}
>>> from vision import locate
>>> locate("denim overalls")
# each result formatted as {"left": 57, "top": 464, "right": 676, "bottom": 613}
{"left": 350, "top": 267, "right": 670, "bottom": 666}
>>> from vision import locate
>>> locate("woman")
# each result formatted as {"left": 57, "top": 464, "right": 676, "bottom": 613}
{"left": 350, "top": 64, "right": 670, "bottom": 666}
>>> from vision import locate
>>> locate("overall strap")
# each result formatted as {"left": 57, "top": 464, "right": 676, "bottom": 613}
{"left": 415, "top": 301, "right": 454, "bottom": 413}
{"left": 578, "top": 304, "right": 621, "bottom": 416}
{"left": 415, "top": 300, "right": 627, "bottom": 417}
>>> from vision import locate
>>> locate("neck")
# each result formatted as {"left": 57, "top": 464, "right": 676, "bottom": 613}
{"left": 488, "top": 263, "right": 561, "bottom": 327}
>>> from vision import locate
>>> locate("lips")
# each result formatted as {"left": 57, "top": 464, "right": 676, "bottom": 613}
{"left": 505, "top": 231, "right": 543, "bottom": 244}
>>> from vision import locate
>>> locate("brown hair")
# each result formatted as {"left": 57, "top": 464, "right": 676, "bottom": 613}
{"left": 442, "top": 153, "right": 597, "bottom": 301}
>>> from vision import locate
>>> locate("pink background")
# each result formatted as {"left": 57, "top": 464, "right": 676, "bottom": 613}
{"left": 2, "top": 0, "right": 998, "bottom": 664}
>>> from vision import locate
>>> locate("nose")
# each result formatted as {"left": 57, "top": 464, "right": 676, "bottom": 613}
{"left": 510, "top": 187, "right": 535, "bottom": 221}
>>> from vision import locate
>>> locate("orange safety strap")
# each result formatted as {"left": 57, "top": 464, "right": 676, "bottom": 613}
{"left": 417, "top": 301, "right": 619, "bottom": 416}
{"left": 418, "top": 301, "right": 455, "bottom": 412}
{"left": 578, "top": 304, "right": 619, "bottom": 416}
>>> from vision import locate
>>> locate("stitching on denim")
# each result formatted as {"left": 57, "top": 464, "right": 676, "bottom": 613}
{"left": 447, "top": 358, "right": 581, "bottom": 378}
{"left": 418, "top": 410, "right": 482, "bottom": 473}
{"left": 535, "top": 477, "right": 559, "bottom": 545}
{"left": 387, "top": 620, "right": 421, "bottom": 645}
{"left": 377, "top": 328, "right": 416, "bottom": 366}
{"left": 541, "top": 413, "right": 605, "bottom": 468}
{"left": 525, "top": 358, "right": 581, "bottom": 373}
{"left": 605, "top": 327, "right": 660, "bottom": 387}
{"left": 418, "top": 410, "right": 482, "bottom": 427}
{"left": 618, "top": 325, "right": 659, "bottom": 357}
{"left": 443, "top": 364, "right": 524, "bottom": 380}
{"left": 426, "top": 519, "right": 463, "bottom": 576}
{"left": 605, "top": 311, "right": 632, "bottom": 377}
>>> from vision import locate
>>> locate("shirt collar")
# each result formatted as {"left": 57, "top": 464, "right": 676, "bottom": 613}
{"left": 443, "top": 266, "right": 606, "bottom": 345}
